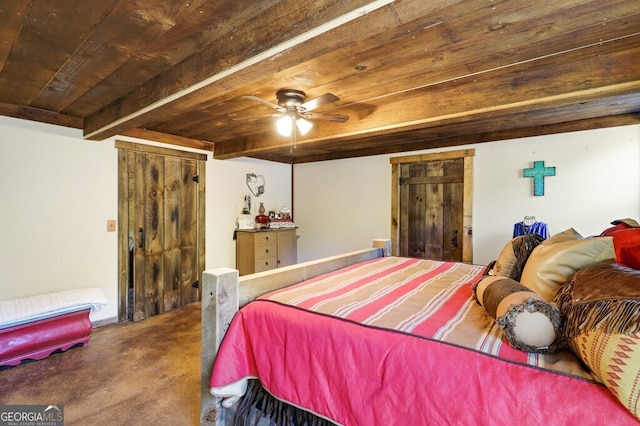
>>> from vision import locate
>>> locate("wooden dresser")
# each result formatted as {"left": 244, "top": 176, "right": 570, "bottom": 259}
{"left": 235, "top": 228, "right": 297, "bottom": 276}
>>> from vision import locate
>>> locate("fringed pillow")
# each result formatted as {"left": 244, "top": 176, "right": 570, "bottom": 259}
{"left": 474, "top": 275, "right": 562, "bottom": 354}
{"left": 557, "top": 261, "right": 640, "bottom": 335}
{"left": 556, "top": 261, "right": 640, "bottom": 420}
{"left": 490, "top": 233, "right": 544, "bottom": 281}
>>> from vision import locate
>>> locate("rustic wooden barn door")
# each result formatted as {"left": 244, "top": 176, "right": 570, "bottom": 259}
{"left": 391, "top": 149, "right": 474, "bottom": 263}
{"left": 116, "top": 141, "right": 206, "bottom": 321}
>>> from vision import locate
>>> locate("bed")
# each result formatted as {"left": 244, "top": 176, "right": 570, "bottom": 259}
{"left": 201, "top": 230, "right": 640, "bottom": 425}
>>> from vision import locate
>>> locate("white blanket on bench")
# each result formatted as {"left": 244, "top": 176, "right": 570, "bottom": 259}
{"left": 0, "top": 288, "right": 108, "bottom": 329}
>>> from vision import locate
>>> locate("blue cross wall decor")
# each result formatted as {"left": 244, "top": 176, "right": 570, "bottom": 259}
{"left": 523, "top": 160, "right": 556, "bottom": 196}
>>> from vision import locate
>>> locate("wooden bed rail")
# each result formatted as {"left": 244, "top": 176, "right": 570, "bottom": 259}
{"left": 200, "top": 239, "right": 390, "bottom": 425}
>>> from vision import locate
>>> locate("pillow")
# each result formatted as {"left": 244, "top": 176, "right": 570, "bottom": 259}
{"left": 600, "top": 219, "right": 640, "bottom": 270}
{"left": 474, "top": 275, "right": 561, "bottom": 353}
{"left": 520, "top": 232, "right": 615, "bottom": 302}
{"left": 610, "top": 218, "right": 640, "bottom": 227}
{"left": 541, "top": 227, "right": 583, "bottom": 244}
{"left": 556, "top": 262, "right": 640, "bottom": 419}
{"left": 556, "top": 261, "right": 640, "bottom": 335}
{"left": 490, "top": 233, "right": 544, "bottom": 281}
{"left": 568, "top": 328, "right": 640, "bottom": 420}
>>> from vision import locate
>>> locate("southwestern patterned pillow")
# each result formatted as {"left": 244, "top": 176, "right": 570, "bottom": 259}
{"left": 568, "top": 327, "right": 640, "bottom": 419}
{"left": 556, "top": 261, "right": 640, "bottom": 420}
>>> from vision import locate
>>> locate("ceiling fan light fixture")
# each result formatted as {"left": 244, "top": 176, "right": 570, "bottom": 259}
{"left": 276, "top": 115, "right": 293, "bottom": 137}
{"left": 276, "top": 115, "right": 313, "bottom": 137}
{"left": 296, "top": 117, "right": 313, "bottom": 135}
{"left": 242, "top": 89, "right": 346, "bottom": 139}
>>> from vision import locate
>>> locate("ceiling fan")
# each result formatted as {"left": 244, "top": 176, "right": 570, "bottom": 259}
{"left": 237, "top": 89, "right": 349, "bottom": 138}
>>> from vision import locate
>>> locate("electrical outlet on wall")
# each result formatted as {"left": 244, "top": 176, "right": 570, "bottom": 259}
{"left": 107, "top": 220, "right": 116, "bottom": 232}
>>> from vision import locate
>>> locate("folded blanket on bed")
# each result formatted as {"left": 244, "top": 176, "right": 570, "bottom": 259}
{"left": 0, "top": 288, "right": 108, "bottom": 328}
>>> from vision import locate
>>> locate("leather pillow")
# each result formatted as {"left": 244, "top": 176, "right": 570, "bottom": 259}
{"left": 490, "top": 234, "right": 544, "bottom": 281}
{"left": 520, "top": 231, "right": 614, "bottom": 302}
{"left": 542, "top": 227, "right": 582, "bottom": 244}
{"left": 474, "top": 275, "right": 561, "bottom": 353}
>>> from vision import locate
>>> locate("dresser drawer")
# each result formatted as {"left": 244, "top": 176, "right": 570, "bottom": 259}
{"left": 255, "top": 256, "right": 277, "bottom": 272}
{"left": 255, "top": 243, "right": 276, "bottom": 259}
{"left": 254, "top": 232, "right": 275, "bottom": 246}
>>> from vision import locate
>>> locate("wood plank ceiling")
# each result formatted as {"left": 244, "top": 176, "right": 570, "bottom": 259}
{"left": 1, "top": 0, "right": 639, "bottom": 164}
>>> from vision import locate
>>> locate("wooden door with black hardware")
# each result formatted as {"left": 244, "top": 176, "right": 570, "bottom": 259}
{"left": 391, "top": 149, "right": 473, "bottom": 263}
{"left": 117, "top": 141, "right": 206, "bottom": 321}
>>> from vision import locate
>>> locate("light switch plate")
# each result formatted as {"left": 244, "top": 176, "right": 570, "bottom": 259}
{"left": 107, "top": 220, "right": 116, "bottom": 232}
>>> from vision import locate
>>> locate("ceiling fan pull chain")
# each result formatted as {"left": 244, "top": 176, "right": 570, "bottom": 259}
{"left": 290, "top": 126, "right": 297, "bottom": 153}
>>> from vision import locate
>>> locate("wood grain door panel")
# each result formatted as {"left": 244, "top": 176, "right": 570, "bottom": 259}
{"left": 117, "top": 141, "right": 206, "bottom": 322}
{"left": 391, "top": 150, "right": 473, "bottom": 263}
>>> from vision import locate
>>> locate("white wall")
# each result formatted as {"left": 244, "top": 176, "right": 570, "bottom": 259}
{"left": 294, "top": 125, "right": 640, "bottom": 265}
{"left": 2, "top": 114, "right": 638, "bottom": 323}
{"left": 206, "top": 157, "right": 292, "bottom": 269}
{"left": 0, "top": 116, "right": 292, "bottom": 323}
{"left": 292, "top": 155, "right": 391, "bottom": 260}
{"left": 1, "top": 119, "right": 119, "bottom": 321}
{"left": 473, "top": 126, "right": 640, "bottom": 262}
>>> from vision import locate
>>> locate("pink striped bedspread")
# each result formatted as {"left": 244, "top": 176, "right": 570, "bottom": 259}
{"left": 210, "top": 256, "right": 637, "bottom": 425}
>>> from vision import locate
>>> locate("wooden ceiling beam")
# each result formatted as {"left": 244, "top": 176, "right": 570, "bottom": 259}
{"left": 0, "top": 102, "right": 83, "bottom": 129}
{"left": 213, "top": 84, "right": 640, "bottom": 160}
{"left": 212, "top": 88, "right": 640, "bottom": 161}
{"left": 288, "top": 113, "right": 640, "bottom": 163}
{"left": 120, "top": 128, "right": 214, "bottom": 152}
{"left": 170, "top": 0, "right": 640, "bottom": 145}
{"left": 63, "top": 0, "right": 282, "bottom": 116}
{"left": 211, "top": 36, "right": 640, "bottom": 159}
{"left": 3, "top": 0, "right": 637, "bottom": 162}
{"left": 83, "top": 0, "right": 393, "bottom": 140}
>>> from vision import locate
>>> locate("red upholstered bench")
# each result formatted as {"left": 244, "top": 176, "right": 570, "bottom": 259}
{"left": 0, "top": 289, "right": 107, "bottom": 367}
{"left": 0, "top": 307, "right": 93, "bottom": 367}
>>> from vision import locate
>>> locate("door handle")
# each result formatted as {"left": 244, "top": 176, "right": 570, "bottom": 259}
{"left": 451, "top": 229, "right": 458, "bottom": 248}
{"left": 138, "top": 227, "right": 145, "bottom": 248}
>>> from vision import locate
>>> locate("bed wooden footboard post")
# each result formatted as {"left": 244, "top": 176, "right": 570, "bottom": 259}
{"left": 373, "top": 238, "right": 391, "bottom": 257}
{"left": 201, "top": 267, "right": 239, "bottom": 426}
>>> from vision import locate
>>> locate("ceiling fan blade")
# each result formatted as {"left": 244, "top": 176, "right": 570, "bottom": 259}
{"left": 299, "top": 93, "right": 339, "bottom": 111}
{"left": 231, "top": 113, "right": 281, "bottom": 121}
{"left": 305, "top": 111, "right": 349, "bottom": 122}
{"left": 242, "top": 95, "right": 285, "bottom": 112}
